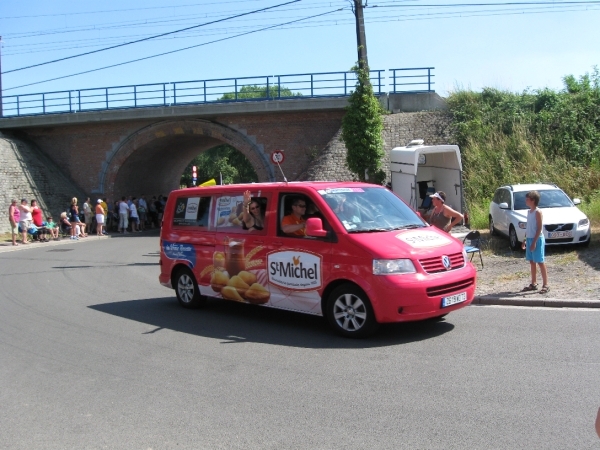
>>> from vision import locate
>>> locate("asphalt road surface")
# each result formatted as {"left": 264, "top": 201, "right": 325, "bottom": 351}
{"left": 1, "top": 233, "right": 599, "bottom": 449}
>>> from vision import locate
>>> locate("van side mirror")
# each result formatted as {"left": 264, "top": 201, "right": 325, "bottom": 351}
{"left": 573, "top": 198, "right": 581, "bottom": 205}
{"left": 498, "top": 202, "right": 509, "bottom": 209}
{"left": 306, "top": 218, "right": 327, "bottom": 237}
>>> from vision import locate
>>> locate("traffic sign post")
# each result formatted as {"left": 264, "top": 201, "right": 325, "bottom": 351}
{"left": 271, "top": 150, "right": 285, "bottom": 165}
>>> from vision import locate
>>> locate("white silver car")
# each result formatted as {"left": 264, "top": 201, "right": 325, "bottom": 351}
{"left": 489, "top": 183, "right": 591, "bottom": 250}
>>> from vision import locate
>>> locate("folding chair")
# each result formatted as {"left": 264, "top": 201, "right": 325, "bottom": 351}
{"left": 463, "top": 230, "right": 483, "bottom": 268}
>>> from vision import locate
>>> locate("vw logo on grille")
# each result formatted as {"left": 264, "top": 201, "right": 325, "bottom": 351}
{"left": 442, "top": 255, "right": 451, "bottom": 270}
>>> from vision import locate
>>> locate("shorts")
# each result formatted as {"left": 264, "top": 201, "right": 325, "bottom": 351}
{"left": 130, "top": 217, "right": 139, "bottom": 224}
{"left": 11, "top": 223, "right": 18, "bottom": 234}
{"left": 19, "top": 220, "right": 30, "bottom": 232}
{"left": 525, "top": 236, "right": 545, "bottom": 263}
{"left": 96, "top": 214, "right": 105, "bottom": 224}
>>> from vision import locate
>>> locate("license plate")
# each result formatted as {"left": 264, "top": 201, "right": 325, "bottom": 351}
{"left": 548, "top": 231, "right": 572, "bottom": 239}
{"left": 441, "top": 292, "right": 467, "bottom": 308}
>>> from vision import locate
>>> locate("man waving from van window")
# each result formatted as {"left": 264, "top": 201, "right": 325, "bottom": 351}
{"left": 282, "top": 197, "right": 307, "bottom": 236}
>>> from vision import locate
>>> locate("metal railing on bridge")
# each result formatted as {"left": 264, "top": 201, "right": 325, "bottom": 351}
{"left": 1, "top": 67, "right": 434, "bottom": 118}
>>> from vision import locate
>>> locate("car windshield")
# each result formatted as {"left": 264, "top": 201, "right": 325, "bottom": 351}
{"left": 318, "top": 187, "right": 426, "bottom": 232}
{"left": 513, "top": 190, "right": 573, "bottom": 210}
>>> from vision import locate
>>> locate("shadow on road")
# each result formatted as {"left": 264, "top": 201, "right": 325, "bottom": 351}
{"left": 89, "top": 297, "right": 455, "bottom": 349}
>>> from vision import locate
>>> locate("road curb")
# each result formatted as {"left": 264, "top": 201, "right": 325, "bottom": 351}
{"left": 473, "top": 296, "right": 600, "bottom": 308}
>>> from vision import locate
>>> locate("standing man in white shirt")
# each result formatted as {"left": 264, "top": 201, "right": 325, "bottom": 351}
{"left": 138, "top": 195, "right": 148, "bottom": 231}
{"left": 83, "top": 197, "right": 93, "bottom": 231}
{"left": 129, "top": 198, "right": 140, "bottom": 232}
{"left": 118, "top": 197, "right": 129, "bottom": 234}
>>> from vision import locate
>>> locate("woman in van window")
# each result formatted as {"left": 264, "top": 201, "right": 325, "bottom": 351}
{"left": 242, "top": 190, "right": 265, "bottom": 231}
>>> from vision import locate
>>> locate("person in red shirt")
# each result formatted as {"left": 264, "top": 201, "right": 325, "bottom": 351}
{"left": 31, "top": 199, "right": 49, "bottom": 242}
{"left": 281, "top": 197, "right": 307, "bottom": 236}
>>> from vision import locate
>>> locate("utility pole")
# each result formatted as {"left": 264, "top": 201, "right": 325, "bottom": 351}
{"left": 354, "top": 0, "right": 369, "bottom": 69}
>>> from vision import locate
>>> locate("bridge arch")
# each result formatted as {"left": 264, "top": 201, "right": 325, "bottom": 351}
{"left": 101, "top": 119, "right": 274, "bottom": 199}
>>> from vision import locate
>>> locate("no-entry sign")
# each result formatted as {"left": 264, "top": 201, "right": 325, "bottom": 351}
{"left": 271, "top": 150, "right": 285, "bottom": 164}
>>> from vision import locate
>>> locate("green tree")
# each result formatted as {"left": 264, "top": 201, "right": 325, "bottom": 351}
{"left": 341, "top": 64, "right": 386, "bottom": 184}
{"left": 180, "top": 144, "right": 258, "bottom": 187}
{"left": 220, "top": 84, "right": 301, "bottom": 101}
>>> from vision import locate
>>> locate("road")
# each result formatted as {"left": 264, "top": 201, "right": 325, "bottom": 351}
{"left": 1, "top": 233, "right": 598, "bottom": 449}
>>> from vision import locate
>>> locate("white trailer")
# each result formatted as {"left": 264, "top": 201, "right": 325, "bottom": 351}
{"left": 390, "top": 140, "right": 466, "bottom": 219}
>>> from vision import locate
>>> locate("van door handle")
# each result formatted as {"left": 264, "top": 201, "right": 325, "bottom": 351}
{"left": 252, "top": 240, "right": 264, "bottom": 245}
{"left": 272, "top": 241, "right": 283, "bottom": 247}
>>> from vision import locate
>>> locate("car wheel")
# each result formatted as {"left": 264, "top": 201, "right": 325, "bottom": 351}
{"left": 326, "top": 284, "right": 379, "bottom": 338}
{"left": 489, "top": 216, "right": 497, "bottom": 236}
{"left": 175, "top": 267, "right": 206, "bottom": 308}
{"left": 509, "top": 225, "right": 521, "bottom": 251}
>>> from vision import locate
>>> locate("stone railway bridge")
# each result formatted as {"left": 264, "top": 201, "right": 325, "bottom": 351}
{"left": 0, "top": 92, "right": 453, "bottom": 233}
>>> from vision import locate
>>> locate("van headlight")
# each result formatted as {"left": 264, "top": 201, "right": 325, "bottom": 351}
{"left": 578, "top": 218, "right": 589, "bottom": 227}
{"left": 518, "top": 222, "right": 526, "bottom": 229}
{"left": 373, "top": 259, "right": 416, "bottom": 275}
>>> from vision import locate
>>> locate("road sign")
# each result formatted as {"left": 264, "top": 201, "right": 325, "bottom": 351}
{"left": 271, "top": 150, "right": 285, "bottom": 164}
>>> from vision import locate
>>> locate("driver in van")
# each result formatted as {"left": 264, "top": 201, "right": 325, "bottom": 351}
{"left": 281, "top": 197, "right": 307, "bottom": 236}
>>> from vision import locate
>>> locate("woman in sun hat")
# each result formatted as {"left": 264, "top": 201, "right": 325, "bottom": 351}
{"left": 425, "top": 191, "right": 464, "bottom": 233}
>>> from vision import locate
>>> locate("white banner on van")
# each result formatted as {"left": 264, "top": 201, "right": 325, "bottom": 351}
{"left": 268, "top": 251, "right": 322, "bottom": 291}
{"left": 396, "top": 230, "right": 453, "bottom": 248}
{"left": 185, "top": 197, "right": 200, "bottom": 220}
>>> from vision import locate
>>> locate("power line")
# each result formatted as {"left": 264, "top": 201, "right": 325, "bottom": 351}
{"left": 0, "top": 0, "right": 272, "bottom": 20}
{"left": 369, "top": 0, "right": 600, "bottom": 6}
{"left": 2, "top": 0, "right": 301, "bottom": 75}
{"left": 4, "top": 7, "right": 346, "bottom": 92}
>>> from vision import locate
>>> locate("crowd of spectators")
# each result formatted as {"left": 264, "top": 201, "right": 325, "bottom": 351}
{"left": 7, "top": 194, "right": 167, "bottom": 245}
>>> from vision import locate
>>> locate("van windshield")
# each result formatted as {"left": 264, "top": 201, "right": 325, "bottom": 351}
{"left": 513, "top": 190, "right": 573, "bottom": 210}
{"left": 318, "top": 187, "right": 426, "bottom": 232}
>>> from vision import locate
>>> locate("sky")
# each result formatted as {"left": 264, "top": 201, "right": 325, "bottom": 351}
{"left": 1, "top": 0, "right": 599, "bottom": 104}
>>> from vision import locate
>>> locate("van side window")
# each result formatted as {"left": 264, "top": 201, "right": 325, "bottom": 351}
{"left": 215, "top": 194, "right": 267, "bottom": 233}
{"left": 172, "top": 196, "right": 212, "bottom": 228}
{"left": 278, "top": 193, "right": 331, "bottom": 239}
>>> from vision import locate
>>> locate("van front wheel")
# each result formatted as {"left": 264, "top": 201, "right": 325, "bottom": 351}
{"left": 175, "top": 268, "right": 206, "bottom": 308}
{"left": 326, "top": 284, "right": 379, "bottom": 338}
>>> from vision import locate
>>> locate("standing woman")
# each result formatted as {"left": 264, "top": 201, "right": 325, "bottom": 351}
{"left": 69, "top": 197, "right": 81, "bottom": 239}
{"left": 425, "top": 191, "right": 463, "bottom": 233}
{"left": 242, "top": 190, "right": 265, "bottom": 231}
{"left": 9, "top": 199, "right": 20, "bottom": 246}
{"left": 95, "top": 199, "right": 105, "bottom": 236}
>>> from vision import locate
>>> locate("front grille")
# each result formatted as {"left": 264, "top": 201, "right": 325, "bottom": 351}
{"left": 544, "top": 223, "right": 574, "bottom": 232}
{"left": 419, "top": 252, "right": 465, "bottom": 274}
{"left": 427, "top": 278, "right": 475, "bottom": 297}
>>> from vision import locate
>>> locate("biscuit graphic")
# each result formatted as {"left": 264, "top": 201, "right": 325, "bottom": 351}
{"left": 210, "top": 270, "right": 229, "bottom": 292}
{"left": 231, "top": 218, "right": 241, "bottom": 226}
{"left": 217, "top": 217, "right": 226, "bottom": 226}
{"left": 237, "top": 270, "right": 257, "bottom": 286}
{"left": 228, "top": 212, "right": 237, "bottom": 222}
{"left": 227, "top": 275, "right": 250, "bottom": 294}
{"left": 221, "top": 286, "right": 245, "bottom": 302}
{"left": 244, "top": 283, "right": 270, "bottom": 304}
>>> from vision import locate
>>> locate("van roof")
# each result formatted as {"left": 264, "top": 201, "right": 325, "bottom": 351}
{"left": 172, "top": 181, "right": 383, "bottom": 195}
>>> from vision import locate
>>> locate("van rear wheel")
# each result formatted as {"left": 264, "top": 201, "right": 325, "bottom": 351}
{"left": 175, "top": 267, "right": 206, "bottom": 308}
{"left": 326, "top": 284, "right": 379, "bottom": 338}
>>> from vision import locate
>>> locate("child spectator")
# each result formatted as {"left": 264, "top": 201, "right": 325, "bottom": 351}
{"left": 45, "top": 216, "right": 60, "bottom": 240}
{"left": 521, "top": 190, "right": 549, "bottom": 294}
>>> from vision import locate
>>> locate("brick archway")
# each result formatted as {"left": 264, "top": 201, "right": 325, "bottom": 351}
{"left": 101, "top": 119, "right": 274, "bottom": 199}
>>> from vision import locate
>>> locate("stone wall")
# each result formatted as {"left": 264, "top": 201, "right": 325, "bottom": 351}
{"left": 0, "top": 132, "right": 86, "bottom": 234}
{"left": 305, "top": 111, "right": 455, "bottom": 182}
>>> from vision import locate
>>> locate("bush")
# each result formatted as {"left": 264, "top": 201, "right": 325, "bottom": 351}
{"left": 448, "top": 67, "right": 600, "bottom": 225}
